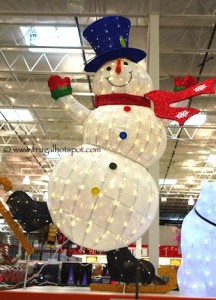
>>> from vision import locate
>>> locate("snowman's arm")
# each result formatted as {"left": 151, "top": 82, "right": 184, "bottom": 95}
{"left": 57, "top": 94, "right": 90, "bottom": 125}
{"left": 48, "top": 75, "right": 91, "bottom": 125}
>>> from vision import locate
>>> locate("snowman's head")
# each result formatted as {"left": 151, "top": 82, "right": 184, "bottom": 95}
{"left": 92, "top": 58, "right": 152, "bottom": 96}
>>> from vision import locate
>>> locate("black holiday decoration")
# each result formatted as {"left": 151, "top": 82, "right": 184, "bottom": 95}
{"left": 7, "top": 191, "right": 53, "bottom": 233}
{"left": 106, "top": 247, "right": 155, "bottom": 284}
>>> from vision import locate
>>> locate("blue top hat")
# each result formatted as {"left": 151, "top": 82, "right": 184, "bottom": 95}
{"left": 83, "top": 16, "right": 146, "bottom": 72}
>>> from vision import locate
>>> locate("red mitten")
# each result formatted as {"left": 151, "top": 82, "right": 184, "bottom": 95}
{"left": 48, "top": 75, "right": 72, "bottom": 100}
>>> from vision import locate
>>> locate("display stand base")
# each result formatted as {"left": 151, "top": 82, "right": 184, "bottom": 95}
{"left": 0, "top": 288, "right": 213, "bottom": 300}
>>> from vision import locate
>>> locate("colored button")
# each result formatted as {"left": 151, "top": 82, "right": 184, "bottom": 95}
{"left": 91, "top": 187, "right": 100, "bottom": 196}
{"left": 124, "top": 106, "right": 131, "bottom": 112}
{"left": 119, "top": 132, "right": 127, "bottom": 140}
{"left": 109, "top": 162, "right": 117, "bottom": 170}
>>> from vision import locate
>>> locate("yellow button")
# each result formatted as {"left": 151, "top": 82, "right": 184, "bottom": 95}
{"left": 91, "top": 187, "right": 100, "bottom": 196}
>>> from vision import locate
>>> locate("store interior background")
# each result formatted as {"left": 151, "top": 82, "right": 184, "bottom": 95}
{"left": 0, "top": 0, "right": 216, "bottom": 285}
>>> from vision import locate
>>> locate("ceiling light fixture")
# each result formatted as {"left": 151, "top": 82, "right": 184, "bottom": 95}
{"left": 184, "top": 114, "right": 206, "bottom": 126}
{"left": 67, "top": 0, "right": 85, "bottom": 13}
{"left": 170, "top": 113, "right": 206, "bottom": 127}
{"left": 188, "top": 196, "right": 195, "bottom": 206}
{"left": 207, "top": 154, "right": 216, "bottom": 166}
{"left": 186, "top": 176, "right": 195, "bottom": 185}
{"left": 20, "top": 26, "right": 82, "bottom": 53}
{"left": 43, "top": 192, "right": 48, "bottom": 202}
{"left": 0, "top": 109, "right": 34, "bottom": 121}
{"left": 161, "top": 197, "right": 167, "bottom": 202}
{"left": 159, "top": 179, "right": 177, "bottom": 185}
{"left": 23, "top": 176, "right": 30, "bottom": 185}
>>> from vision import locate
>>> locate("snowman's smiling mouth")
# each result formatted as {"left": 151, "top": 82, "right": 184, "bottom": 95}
{"left": 106, "top": 71, "right": 133, "bottom": 87}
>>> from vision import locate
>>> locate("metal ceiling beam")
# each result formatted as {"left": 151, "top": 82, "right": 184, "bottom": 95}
{"left": 0, "top": 45, "right": 92, "bottom": 50}
{"left": 1, "top": 22, "right": 215, "bottom": 29}
{"left": 2, "top": 47, "right": 216, "bottom": 56}
{"left": 175, "top": 48, "right": 216, "bottom": 53}
{"left": 161, "top": 14, "right": 216, "bottom": 20}
{"left": 0, "top": 12, "right": 215, "bottom": 19}
{"left": 0, "top": 70, "right": 93, "bottom": 75}
{"left": 0, "top": 12, "right": 149, "bottom": 17}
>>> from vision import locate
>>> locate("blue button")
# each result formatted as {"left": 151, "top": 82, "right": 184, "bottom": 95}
{"left": 119, "top": 132, "right": 127, "bottom": 140}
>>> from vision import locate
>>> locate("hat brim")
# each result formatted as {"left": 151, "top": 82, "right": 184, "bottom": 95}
{"left": 84, "top": 48, "right": 146, "bottom": 72}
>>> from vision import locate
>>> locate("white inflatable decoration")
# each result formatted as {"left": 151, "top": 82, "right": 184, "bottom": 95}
{"left": 178, "top": 181, "right": 216, "bottom": 297}
{"left": 48, "top": 16, "right": 216, "bottom": 251}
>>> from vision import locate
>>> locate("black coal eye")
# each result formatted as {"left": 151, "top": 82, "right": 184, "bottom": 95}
{"left": 124, "top": 61, "right": 128, "bottom": 66}
{"left": 106, "top": 66, "right": 112, "bottom": 71}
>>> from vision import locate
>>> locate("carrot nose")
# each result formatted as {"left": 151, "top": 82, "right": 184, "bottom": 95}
{"left": 115, "top": 58, "right": 122, "bottom": 74}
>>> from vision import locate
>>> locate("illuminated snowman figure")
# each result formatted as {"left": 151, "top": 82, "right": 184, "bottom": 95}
{"left": 178, "top": 181, "right": 216, "bottom": 297}
{"left": 48, "top": 16, "right": 215, "bottom": 251}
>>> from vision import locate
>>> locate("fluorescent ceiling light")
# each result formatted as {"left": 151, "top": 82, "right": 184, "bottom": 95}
{"left": 182, "top": 159, "right": 195, "bottom": 167}
{"left": 207, "top": 154, "right": 216, "bottom": 165}
{"left": 20, "top": 26, "right": 82, "bottom": 53}
{"left": 23, "top": 176, "right": 30, "bottom": 185}
{"left": 188, "top": 196, "right": 195, "bottom": 206}
{"left": 161, "top": 197, "right": 167, "bottom": 202}
{"left": 32, "top": 180, "right": 48, "bottom": 186}
{"left": 170, "top": 114, "right": 206, "bottom": 126}
{"left": 45, "top": 151, "right": 69, "bottom": 160}
{"left": 0, "top": 109, "right": 34, "bottom": 121}
{"left": 43, "top": 192, "right": 48, "bottom": 201}
{"left": 40, "top": 175, "right": 50, "bottom": 181}
{"left": 159, "top": 179, "right": 177, "bottom": 185}
{"left": 184, "top": 114, "right": 206, "bottom": 126}
{"left": 186, "top": 176, "right": 195, "bottom": 184}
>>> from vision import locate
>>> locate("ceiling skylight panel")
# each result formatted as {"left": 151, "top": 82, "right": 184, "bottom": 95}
{"left": 0, "top": 109, "right": 34, "bottom": 121}
{"left": 20, "top": 26, "right": 82, "bottom": 53}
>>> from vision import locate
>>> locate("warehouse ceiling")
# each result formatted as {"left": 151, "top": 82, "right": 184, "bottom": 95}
{"left": 0, "top": 0, "right": 216, "bottom": 226}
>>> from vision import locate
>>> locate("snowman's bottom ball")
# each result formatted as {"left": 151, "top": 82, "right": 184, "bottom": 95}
{"left": 48, "top": 144, "right": 159, "bottom": 251}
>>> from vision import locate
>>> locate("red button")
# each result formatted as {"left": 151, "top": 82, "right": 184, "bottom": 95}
{"left": 123, "top": 106, "right": 131, "bottom": 112}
